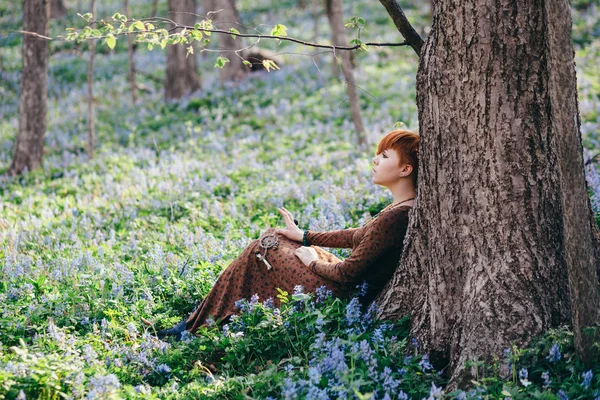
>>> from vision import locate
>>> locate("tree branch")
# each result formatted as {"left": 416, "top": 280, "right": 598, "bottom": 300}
{"left": 378, "top": 0, "right": 424, "bottom": 56}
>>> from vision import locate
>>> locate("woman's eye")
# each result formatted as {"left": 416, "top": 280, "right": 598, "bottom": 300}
{"left": 382, "top": 154, "right": 388, "bottom": 158}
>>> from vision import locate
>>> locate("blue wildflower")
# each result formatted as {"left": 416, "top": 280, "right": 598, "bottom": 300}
{"left": 156, "top": 364, "right": 171, "bottom": 376}
{"left": 283, "top": 363, "right": 294, "bottom": 374}
{"left": 582, "top": 370, "right": 593, "bottom": 390}
{"left": 263, "top": 297, "right": 275, "bottom": 309}
{"left": 547, "top": 343, "right": 561, "bottom": 363}
{"left": 234, "top": 298, "right": 249, "bottom": 312}
{"left": 558, "top": 389, "right": 569, "bottom": 400}
{"left": 398, "top": 391, "right": 408, "bottom": 400}
{"left": 315, "top": 285, "right": 332, "bottom": 303}
{"left": 542, "top": 371, "right": 552, "bottom": 388}
{"left": 428, "top": 382, "right": 443, "bottom": 399}
{"left": 282, "top": 377, "right": 298, "bottom": 400}
{"left": 519, "top": 368, "right": 528, "bottom": 380}
{"left": 419, "top": 354, "right": 433, "bottom": 372}
{"left": 345, "top": 297, "right": 362, "bottom": 325}
{"left": 355, "top": 280, "right": 368, "bottom": 297}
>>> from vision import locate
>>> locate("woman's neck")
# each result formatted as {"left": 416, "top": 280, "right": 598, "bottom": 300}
{"left": 389, "top": 180, "right": 416, "bottom": 205}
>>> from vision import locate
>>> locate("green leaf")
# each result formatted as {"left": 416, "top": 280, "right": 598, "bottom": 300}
{"left": 105, "top": 34, "right": 116, "bottom": 49}
{"left": 229, "top": 27, "right": 240, "bottom": 39}
{"left": 148, "top": 42, "right": 154, "bottom": 50}
{"left": 242, "top": 60, "right": 252, "bottom": 67}
{"left": 214, "top": 56, "right": 230, "bottom": 69}
{"left": 262, "top": 59, "right": 280, "bottom": 72}
{"left": 134, "top": 20, "right": 145, "bottom": 31}
{"left": 78, "top": 12, "right": 93, "bottom": 22}
{"left": 270, "top": 24, "right": 287, "bottom": 37}
{"left": 186, "top": 46, "right": 194, "bottom": 58}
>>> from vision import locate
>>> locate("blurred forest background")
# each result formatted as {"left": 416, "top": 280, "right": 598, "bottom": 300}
{"left": 1, "top": 0, "right": 600, "bottom": 398}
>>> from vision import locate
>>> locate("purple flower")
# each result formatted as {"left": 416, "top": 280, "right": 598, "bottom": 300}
{"left": 315, "top": 285, "right": 332, "bottom": 303}
{"left": 542, "top": 371, "right": 552, "bottom": 388}
{"left": 558, "top": 389, "right": 569, "bottom": 400}
{"left": 355, "top": 280, "right": 368, "bottom": 297}
{"left": 582, "top": 370, "right": 593, "bottom": 390}
{"left": 157, "top": 363, "right": 171, "bottom": 376}
{"left": 263, "top": 297, "right": 275, "bottom": 309}
{"left": 345, "top": 297, "right": 362, "bottom": 325}
{"left": 546, "top": 343, "right": 561, "bottom": 363}
{"left": 419, "top": 354, "right": 433, "bottom": 372}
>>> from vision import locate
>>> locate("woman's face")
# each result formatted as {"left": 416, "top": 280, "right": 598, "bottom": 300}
{"left": 371, "top": 148, "right": 410, "bottom": 187}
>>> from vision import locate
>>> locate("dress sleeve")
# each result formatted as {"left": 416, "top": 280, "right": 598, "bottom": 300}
{"left": 306, "top": 210, "right": 409, "bottom": 283}
{"left": 305, "top": 228, "right": 359, "bottom": 249}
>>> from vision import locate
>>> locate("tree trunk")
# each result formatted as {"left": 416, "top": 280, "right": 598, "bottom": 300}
{"left": 151, "top": 0, "right": 159, "bottom": 16}
{"left": 376, "top": 0, "right": 600, "bottom": 386}
{"left": 50, "top": 0, "right": 67, "bottom": 19}
{"left": 9, "top": 0, "right": 49, "bottom": 176}
{"left": 87, "top": 0, "right": 96, "bottom": 159}
{"left": 165, "top": 0, "right": 201, "bottom": 101}
{"left": 207, "top": 0, "right": 247, "bottom": 82}
{"left": 326, "top": 0, "right": 367, "bottom": 149}
{"left": 125, "top": 0, "right": 137, "bottom": 103}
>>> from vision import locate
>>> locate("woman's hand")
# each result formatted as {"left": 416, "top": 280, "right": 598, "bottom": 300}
{"left": 294, "top": 246, "right": 319, "bottom": 267}
{"left": 275, "top": 207, "right": 304, "bottom": 242}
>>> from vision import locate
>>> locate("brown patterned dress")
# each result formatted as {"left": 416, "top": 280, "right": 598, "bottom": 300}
{"left": 185, "top": 205, "right": 411, "bottom": 334}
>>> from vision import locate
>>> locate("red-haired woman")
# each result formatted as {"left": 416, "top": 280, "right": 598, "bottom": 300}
{"left": 158, "top": 130, "right": 419, "bottom": 339}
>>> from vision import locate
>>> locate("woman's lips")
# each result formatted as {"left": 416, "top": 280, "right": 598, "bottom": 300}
{"left": 372, "top": 168, "right": 376, "bottom": 173}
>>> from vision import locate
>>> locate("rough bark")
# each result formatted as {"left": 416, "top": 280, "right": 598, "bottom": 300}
{"left": 326, "top": 0, "right": 368, "bottom": 149}
{"left": 165, "top": 0, "right": 201, "bottom": 100}
{"left": 545, "top": 0, "right": 600, "bottom": 365}
{"left": 50, "top": 0, "right": 67, "bottom": 19}
{"left": 9, "top": 0, "right": 49, "bottom": 176}
{"left": 207, "top": 0, "right": 247, "bottom": 82}
{"left": 125, "top": 0, "right": 137, "bottom": 103}
{"left": 376, "top": 0, "right": 600, "bottom": 386}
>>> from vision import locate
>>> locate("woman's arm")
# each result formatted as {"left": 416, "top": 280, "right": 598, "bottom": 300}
{"left": 307, "top": 211, "right": 409, "bottom": 282}
{"left": 305, "top": 228, "right": 359, "bottom": 249}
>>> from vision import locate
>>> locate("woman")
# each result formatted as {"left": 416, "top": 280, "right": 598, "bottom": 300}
{"left": 157, "top": 129, "right": 419, "bottom": 339}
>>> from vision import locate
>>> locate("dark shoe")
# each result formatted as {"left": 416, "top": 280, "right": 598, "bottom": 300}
{"left": 156, "top": 319, "right": 187, "bottom": 341}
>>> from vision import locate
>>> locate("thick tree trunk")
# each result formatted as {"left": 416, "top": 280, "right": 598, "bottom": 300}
{"left": 207, "top": 0, "right": 247, "bottom": 82}
{"left": 376, "top": 0, "right": 600, "bottom": 386}
{"left": 50, "top": 0, "right": 67, "bottom": 19}
{"left": 326, "top": 0, "right": 367, "bottom": 149}
{"left": 9, "top": 0, "right": 49, "bottom": 176}
{"left": 165, "top": 0, "right": 201, "bottom": 101}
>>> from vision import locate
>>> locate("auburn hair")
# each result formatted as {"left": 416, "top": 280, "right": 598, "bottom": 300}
{"left": 376, "top": 129, "right": 420, "bottom": 188}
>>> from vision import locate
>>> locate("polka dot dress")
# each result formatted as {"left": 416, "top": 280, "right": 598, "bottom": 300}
{"left": 185, "top": 206, "right": 411, "bottom": 334}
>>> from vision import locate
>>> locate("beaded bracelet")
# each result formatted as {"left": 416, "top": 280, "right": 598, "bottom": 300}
{"left": 302, "top": 230, "right": 309, "bottom": 246}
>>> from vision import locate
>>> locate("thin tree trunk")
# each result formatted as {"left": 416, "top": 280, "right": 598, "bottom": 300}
{"left": 377, "top": 0, "right": 600, "bottom": 386}
{"left": 9, "top": 0, "right": 49, "bottom": 176}
{"left": 207, "top": 0, "right": 247, "bottom": 82}
{"left": 327, "top": 0, "right": 367, "bottom": 148}
{"left": 50, "top": 0, "right": 67, "bottom": 19}
{"left": 165, "top": 0, "right": 201, "bottom": 100}
{"left": 124, "top": 0, "right": 137, "bottom": 104}
{"left": 87, "top": 0, "right": 96, "bottom": 158}
{"left": 151, "top": 0, "right": 159, "bottom": 16}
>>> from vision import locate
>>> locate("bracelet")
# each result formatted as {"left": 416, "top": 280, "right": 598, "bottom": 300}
{"left": 303, "top": 230, "right": 309, "bottom": 246}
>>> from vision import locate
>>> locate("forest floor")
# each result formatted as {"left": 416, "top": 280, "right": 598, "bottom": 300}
{"left": 1, "top": 0, "right": 600, "bottom": 398}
